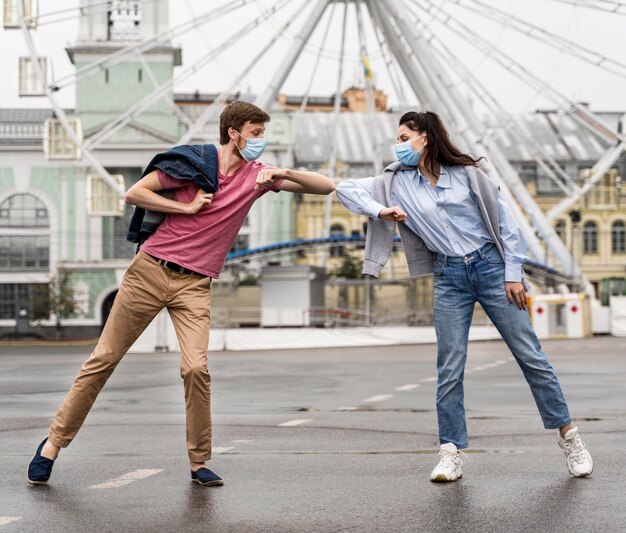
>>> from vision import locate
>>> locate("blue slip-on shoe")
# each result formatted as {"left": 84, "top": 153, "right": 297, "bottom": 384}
{"left": 27, "top": 437, "right": 55, "bottom": 486}
{"left": 191, "top": 467, "right": 223, "bottom": 486}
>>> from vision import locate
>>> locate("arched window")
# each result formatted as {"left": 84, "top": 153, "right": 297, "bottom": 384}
{"left": 612, "top": 221, "right": 625, "bottom": 254}
{"left": 583, "top": 221, "right": 598, "bottom": 255}
{"left": 330, "top": 223, "right": 346, "bottom": 257}
{"left": 0, "top": 193, "right": 50, "bottom": 270}
{"left": 555, "top": 220, "right": 566, "bottom": 243}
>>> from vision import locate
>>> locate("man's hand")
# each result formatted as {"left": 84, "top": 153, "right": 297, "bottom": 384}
{"left": 187, "top": 189, "right": 213, "bottom": 214}
{"left": 255, "top": 168, "right": 287, "bottom": 190}
{"left": 379, "top": 206, "right": 407, "bottom": 222}
{"left": 506, "top": 282, "right": 527, "bottom": 310}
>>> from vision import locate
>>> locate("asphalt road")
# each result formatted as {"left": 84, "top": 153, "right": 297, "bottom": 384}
{"left": 1, "top": 336, "right": 625, "bottom": 532}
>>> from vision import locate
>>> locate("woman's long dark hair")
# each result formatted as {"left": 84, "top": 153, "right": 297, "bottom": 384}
{"left": 399, "top": 111, "right": 485, "bottom": 174}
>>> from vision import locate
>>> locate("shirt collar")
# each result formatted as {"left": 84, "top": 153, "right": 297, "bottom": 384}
{"left": 415, "top": 166, "right": 450, "bottom": 188}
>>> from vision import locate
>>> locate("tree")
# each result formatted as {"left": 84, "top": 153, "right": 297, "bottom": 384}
{"left": 332, "top": 255, "right": 363, "bottom": 280}
{"left": 32, "top": 270, "right": 76, "bottom": 338}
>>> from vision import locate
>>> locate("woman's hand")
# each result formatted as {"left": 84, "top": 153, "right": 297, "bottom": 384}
{"left": 506, "top": 282, "right": 527, "bottom": 310}
{"left": 379, "top": 206, "right": 407, "bottom": 222}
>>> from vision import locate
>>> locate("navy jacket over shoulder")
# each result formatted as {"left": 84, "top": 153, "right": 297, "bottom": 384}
{"left": 126, "top": 144, "right": 219, "bottom": 248}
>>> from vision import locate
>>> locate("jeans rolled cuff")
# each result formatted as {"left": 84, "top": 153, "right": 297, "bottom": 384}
{"left": 542, "top": 417, "right": 573, "bottom": 430}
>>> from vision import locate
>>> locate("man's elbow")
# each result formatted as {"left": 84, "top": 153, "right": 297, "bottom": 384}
{"left": 124, "top": 188, "right": 136, "bottom": 205}
{"left": 324, "top": 180, "right": 336, "bottom": 195}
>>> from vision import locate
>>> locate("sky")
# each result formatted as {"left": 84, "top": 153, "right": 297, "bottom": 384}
{"left": 0, "top": 0, "right": 625, "bottom": 116}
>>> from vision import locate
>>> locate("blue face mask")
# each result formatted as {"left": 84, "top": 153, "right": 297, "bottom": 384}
{"left": 394, "top": 136, "right": 424, "bottom": 167}
{"left": 235, "top": 131, "right": 266, "bottom": 162}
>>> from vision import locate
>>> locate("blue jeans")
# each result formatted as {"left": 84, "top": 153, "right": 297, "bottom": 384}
{"left": 433, "top": 242, "right": 572, "bottom": 449}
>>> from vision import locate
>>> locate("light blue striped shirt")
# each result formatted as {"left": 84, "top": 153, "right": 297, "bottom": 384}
{"left": 336, "top": 165, "right": 526, "bottom": 282}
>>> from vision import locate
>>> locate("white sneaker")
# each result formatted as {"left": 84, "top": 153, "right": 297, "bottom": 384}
{"left": 558, "top": 426, "right": 593, "bottom": 477}
{"left": 430, "top": 443, "right": 463, "bottom": 482}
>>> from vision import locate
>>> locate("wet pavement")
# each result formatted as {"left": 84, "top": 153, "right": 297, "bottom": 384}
{"left": 1, "top": 336, "right": 625, "bottom": 532}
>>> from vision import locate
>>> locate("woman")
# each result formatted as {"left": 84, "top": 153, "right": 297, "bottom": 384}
{"left": 335, "top": 111, "right": 593, "bottom": 482}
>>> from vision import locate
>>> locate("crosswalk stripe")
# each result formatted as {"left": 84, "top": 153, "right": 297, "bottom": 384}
{"left": 90, "top": 469, "right": 163, "bottom": 489}
{"left": 278, "top": 419, "right": 312, "bottom": 427}
{"left": 0, "top": 517, "right": 22, "bottom": 526}
{"left": 395, "top": 384, "right": 420, "bottom": 391}
{"left": 363, "top": 394, "right": 393, "bottom": 403}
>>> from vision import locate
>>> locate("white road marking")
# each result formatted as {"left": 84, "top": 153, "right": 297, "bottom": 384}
{"left": 232, "top": 440, "right": 253, "bottom": 443}
{"left": 212, "top": 447, "right": 234, "bottom": 454}
{"left": 337, "top": 407, "right": 358, "bottom": 411}
{"left": 0, "top": 517, "right": 22, "bottom": 526}
{"left": 395, "top": 384, "right": 420, "bottom": 391}
{"left": 90, "top": 469, "right": 163, "bottom": 490}
{"left": 420, "top": 377, "right": 438, "bottom": 383}
{"left": 279, "top": 419, "right": 312, "bottom": 427}
{"left": 363, "top": 394, "right": 393, "bottom": 403}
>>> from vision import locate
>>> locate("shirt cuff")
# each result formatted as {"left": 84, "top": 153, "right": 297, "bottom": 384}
{"left": 363, "top": 199, "right": 388, "bottom": 220}
{"left": 505, "top": 262, "right": 522, "bottom": 283}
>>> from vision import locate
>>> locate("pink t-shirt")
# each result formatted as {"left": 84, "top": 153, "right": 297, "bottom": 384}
{"left": 140, "top": 154, "right": 283, "bottom": 278}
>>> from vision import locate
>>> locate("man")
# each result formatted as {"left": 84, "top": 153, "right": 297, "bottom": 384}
{"left": 27, "top": 101, "right": 335, "bottom": 487}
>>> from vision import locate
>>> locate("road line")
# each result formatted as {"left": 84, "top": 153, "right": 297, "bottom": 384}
{"left": 363, "top": 394, "right": 393, "bottom": 403}
{"left": 420, "top": 377, "right": 438, "bottom": 383}
{"left": 337, "top": 406, "right": 358, "bottom": 411}
{"left": 90, "top": 469, "right": 163, "bottom": 489}
{"left": 0, "top": 517, "right": 22, "bottom": 526}
{"left": 395, "top": 384, "right": 420, "bottom": 391}
{"left": 279, "top": 419, "right": 312, "bottom": 427}
{"left": 212, "top": 447, "right": 234, "bottom": 454}
{"left": 232, "top": 440, "right": 253, "bottom": 443}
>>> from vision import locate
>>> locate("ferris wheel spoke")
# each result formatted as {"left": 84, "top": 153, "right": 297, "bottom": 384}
{"left": 254, "top": 0, "right": 331, "bottom": 112}
{"left": 452, "top": 0, "right": 626, "bottom": 80}
{"left": 178, "top": 0, "right": 311, "bottom": 144}
{"left": 425, "top": 31, "right": 579, "bottom": 196}
{"left": 366, "top": 0, "right": 439, "bottom": 110}
{"left": 546, "top": 0, "right": 626, "bottom": 15}
{"left": 83, "top": 0, "right": 295, "bottom": 151}
{"left": 410, "top": 0, "right": 624, "bottom": 145}
{"left": 52, "top": 0, "right": 260, "bottom": 91}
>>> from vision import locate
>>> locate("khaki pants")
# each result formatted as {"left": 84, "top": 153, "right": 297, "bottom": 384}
{"left": 48, "top": 251, "right": 213, "bottom": 462}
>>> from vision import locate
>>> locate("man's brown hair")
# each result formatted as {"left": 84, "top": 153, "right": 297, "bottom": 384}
{"left": 219, "top": 100, "right": 270, "bottom": 145}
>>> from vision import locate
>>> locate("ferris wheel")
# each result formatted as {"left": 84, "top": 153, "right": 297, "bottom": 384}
{"left": 4, "top": 0, "right": 626, "bottom": 288}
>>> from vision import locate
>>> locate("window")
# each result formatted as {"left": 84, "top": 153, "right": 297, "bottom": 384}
{"left": 0, "top": 194, "right": 50, "bottom": 271}
{"left": 330, "top": 224, "right": 346, "bottom": 257}
{"left": 19, "top": 56, "right": 49, "bottom": 96}
{"left": 0, "top": 283, "right": 49, "bottom": 319}
{"left": 86, "top": 174, "right": 125, "bottom": 216}
{"left": 555, "top": 220, "right": 566, "bottom": 244}
{"left": 0, "top": 235, "right": 49, "bottom": 270}
{"left": 612, "top": 221, "right": 625, "bottom": 254}
{"left": 583, "top": 222, "right": 598, "bottom": 255}
{"left": 0, "top": 193, "right": 49, "bottom": 227}
{"left": 108, "top": 1, "right": 142, "bottom": 41}
{"left": 44, "top": 117, "right": 83, "bottom": 160}
{"left": 581, "top": 167, "right": 618, "bottom": 208}
{"left": 3, "top": 0, "right": 37, "bottom": 29}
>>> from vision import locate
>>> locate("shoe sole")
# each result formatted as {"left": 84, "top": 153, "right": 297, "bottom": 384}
{"left": 192, "top": 478, "right": 224, "bottom": 486}
{"left": 26, "top": 477, "right": 48, "bottom": 486}
{"left": 430, "top": 473, "right": 462, "bottom": 482}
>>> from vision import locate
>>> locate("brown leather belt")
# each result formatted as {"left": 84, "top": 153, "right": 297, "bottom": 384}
{"left": 146, "top": 253, "right": 207, "bottom": 277}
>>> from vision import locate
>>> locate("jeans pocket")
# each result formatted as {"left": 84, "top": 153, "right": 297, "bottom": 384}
{"left": 433, "top": 259, "right": 445, "bottom": 276}
{"left": 483, "top": 247, "right": 504, "bottom": 265}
